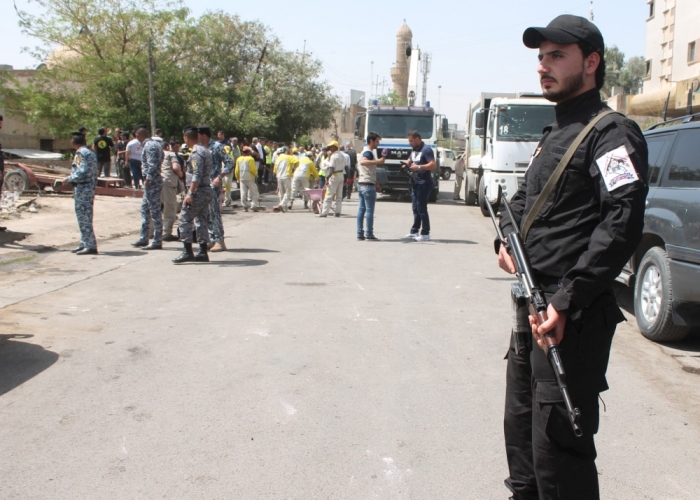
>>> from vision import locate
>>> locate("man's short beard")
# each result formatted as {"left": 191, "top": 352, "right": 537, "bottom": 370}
{"left": 542, "top": 70, "right": 585, "bottom": 103}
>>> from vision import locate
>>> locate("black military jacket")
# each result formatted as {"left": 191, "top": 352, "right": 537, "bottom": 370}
{"left": 500, "top": 88, "right": 649, "bottom": 314}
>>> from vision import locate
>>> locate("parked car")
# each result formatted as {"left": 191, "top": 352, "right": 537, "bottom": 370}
{"left": 437, "top": 147, "right": 457, "bottom": 180}
{"left": 617, "top": 114, "right": 700, "bottom": 342}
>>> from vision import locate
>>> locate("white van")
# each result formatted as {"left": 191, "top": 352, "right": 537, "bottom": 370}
{"left": 437, "top": 147, "right": 457, "bottom": 180}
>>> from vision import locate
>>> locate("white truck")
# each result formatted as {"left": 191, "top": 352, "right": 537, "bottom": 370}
{"left": 464, "top": 93, "right": 556, "bottom": 215}
{"left": 355, "top": 102, "right": 448, "bottom": 202}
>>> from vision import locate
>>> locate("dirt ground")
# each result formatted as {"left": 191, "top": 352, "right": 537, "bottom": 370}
{"left": 0, "top": 194, "right": 144, "bottom": 261}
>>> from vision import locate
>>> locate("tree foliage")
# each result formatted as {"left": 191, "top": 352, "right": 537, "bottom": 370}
{"left": 603, "top": 45, "right": 645, "bottom": 96}
{"left": 378, "top": 90, "right": 404, "bottom": 106}
{"left": 4, "top": 0, "right": 339, "bottom": 141}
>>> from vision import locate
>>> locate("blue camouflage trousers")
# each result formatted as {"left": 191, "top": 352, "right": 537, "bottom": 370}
{"left": 179, "top": 187, "right": 214, "bottom": 244}
{"left": 140, "top": 178, "right": 163, "bottom": 244}
{"left": 207, "top": 185, "right": 224, "bottom": 243}
{"left": 74, "top": 183, "right": 97, "bottom": 250}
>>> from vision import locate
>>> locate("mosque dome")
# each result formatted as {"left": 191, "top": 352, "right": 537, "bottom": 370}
{"left": 397, "top": 23, "right": 413, "bottom": 39}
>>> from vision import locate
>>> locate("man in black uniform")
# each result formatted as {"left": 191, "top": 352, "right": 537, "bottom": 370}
{"left": 496, "top": 15, "right": 648, "bottom": 499}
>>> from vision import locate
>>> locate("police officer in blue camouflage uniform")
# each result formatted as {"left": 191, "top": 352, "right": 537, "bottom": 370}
{"left": 131, "top": 126, "right": 165, "bottom": 250}
{"left": 63, "top": 132, "right": 99, "bottom": 255}
{"left": 173, "top": 127, "right": 215, "bottom": 264}
{"left": 197, "top": 125, "right": 234, "bottom": 252}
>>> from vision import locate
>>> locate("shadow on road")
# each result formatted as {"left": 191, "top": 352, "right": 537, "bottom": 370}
{"left": 226, "top": 248, "right": 280, "bottom": 254}
{"left": 199, "top": 259, "right": 268, "bottom": 267}
{"left": 100, "top": 250, "right": 147, "bottom": 257}
{"left": 0, "top": 231, "right": 58, "bottom": 254}
{"left": 378, "top": 238, "right": 477, "bottom": 245}
{"left": 0, "top": 334, "right": 59, "bottom": 396}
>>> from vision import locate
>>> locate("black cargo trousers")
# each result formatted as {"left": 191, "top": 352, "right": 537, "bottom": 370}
{"left": 504, "top": 288, "right": 625, "bottom": 500}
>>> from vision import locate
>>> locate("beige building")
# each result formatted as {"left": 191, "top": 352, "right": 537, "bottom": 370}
{"left": 629, "top": 0, "right": 700, "bottom": 117}
{"left": 311, "top": 103, "right": 365, "bottom": 150}
{"left": 1, "top": 67, "right": 72, "bottom": 152}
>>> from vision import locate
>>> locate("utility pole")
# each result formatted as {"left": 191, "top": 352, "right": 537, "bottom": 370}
{"left": 238, "top": 43, "right": 268, "bottom": 121}
{"left": 421, "top": 52, "right": 431, "bottom": 106}
{"left": 438, "top": 85, "right": 442, "bottom": 115}
{"left": 370, "top": 61, "right": 374, "bottom": 101}
{"left": 147, "top": 37, "right": 156, "bottom": 136}
{"left": 590, "top": 1, "right": 594, "bottom": 21}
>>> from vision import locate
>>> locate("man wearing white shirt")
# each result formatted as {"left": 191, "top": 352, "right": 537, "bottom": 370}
{"left": 125, "top": 132, "right": 144, "bottom": 189}
{"left": 318, "top": 141, "right": 346, "bottom": 218}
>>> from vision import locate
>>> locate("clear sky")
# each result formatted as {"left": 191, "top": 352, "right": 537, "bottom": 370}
{"left": 2, "top": 0, "right": 648, "bottom": 128}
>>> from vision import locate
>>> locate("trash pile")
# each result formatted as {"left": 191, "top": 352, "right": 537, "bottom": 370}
{"left": 1, "top": 191, "right": 39, "bottom": 220}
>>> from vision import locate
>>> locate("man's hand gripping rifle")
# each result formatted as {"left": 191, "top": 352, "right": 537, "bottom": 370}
{"left": 486, "top": 187, "right": 583, "bottom": 438}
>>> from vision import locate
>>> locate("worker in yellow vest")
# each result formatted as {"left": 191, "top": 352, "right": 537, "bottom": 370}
{"left": 273, "top": 146, "right": 299, "bottom": 212}
{"left": 235, "top": 147, "right": 261, "bottom": 212}
{"left": 292, "top": 153, "right": 320, "bottom": 209}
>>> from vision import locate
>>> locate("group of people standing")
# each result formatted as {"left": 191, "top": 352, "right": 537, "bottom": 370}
{"left": 64, "top": 122, "right": 438, "bottom": 261}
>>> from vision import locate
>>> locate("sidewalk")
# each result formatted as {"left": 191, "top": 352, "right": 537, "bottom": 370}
{"left": 0, "top": 195, "right": 143, "bottom": 262}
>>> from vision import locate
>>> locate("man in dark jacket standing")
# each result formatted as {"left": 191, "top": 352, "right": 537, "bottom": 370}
{"left": 496, "top": 15, "right": 648, "bottom": 500}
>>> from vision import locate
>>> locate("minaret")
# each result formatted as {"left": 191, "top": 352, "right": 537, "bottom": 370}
{"left": 390, "top": 22, "right": 412, "bottom": 103}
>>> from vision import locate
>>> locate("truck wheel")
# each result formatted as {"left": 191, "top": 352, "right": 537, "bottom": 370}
{"left": 4, "top": 169, "right": 30, "bottom": 195}
{"left": 441, "top": 169, "right": 451, "bottom": 181}
{"left": 429, "top": 185, "right": 439, "bottom": 203}
{"left": 465, "top": 176, "right": 477, "bottom": 205}
{"left": 634, "top": 247, "right": 690, "bottom": 342}
{"left": 478, "top": 176, "right": 489, "bottom": 217}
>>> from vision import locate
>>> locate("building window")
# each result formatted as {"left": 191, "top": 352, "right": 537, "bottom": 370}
{"left": 645, "top": 60, "right": 652, "bottom": 78}
{"left": 39, "top": 139, "right": 54, "bottom": 152}
{"left": 649, "top": 0, "right": 654, "bottom": 18}
{"left": 689, "top": 42, "right": 697, "bottom": 63}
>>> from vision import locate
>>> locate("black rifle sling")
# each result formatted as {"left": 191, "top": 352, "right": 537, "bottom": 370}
{"left": 521, "top": 109, "right": 618, "bottom": 241}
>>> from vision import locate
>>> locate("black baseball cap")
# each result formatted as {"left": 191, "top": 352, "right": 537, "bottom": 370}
{"left": 197, "top": 125, "right": 212, "bottom": 137}
{"left": 523, "top": 14, "right": 604, "bottom": 52}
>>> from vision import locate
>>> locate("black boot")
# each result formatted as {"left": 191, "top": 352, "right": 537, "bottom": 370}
{"left": 194, "top": 243, "right": 209, "bottom": 262}
{"left": 172, "top": 243, "right": 195, "bottom": 264}
{"left": 76, "top": 248, "right": 98, "bottom": 255}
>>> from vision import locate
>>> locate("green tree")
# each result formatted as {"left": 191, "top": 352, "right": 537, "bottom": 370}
{"left": 378, "top": 90, "right": 403, "bottom": 105}
{"left": 603, "top": 46, "right": 644, "bottom": 96}
{"left": 4, "top": 0, "right": 338, "bottom": 141}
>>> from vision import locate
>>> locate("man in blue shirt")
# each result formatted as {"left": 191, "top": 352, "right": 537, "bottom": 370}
{"left": 404, "top": 131, "right": 437, "bottom": 241}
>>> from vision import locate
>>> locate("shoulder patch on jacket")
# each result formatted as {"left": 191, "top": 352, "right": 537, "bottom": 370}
{"left": 596, "top": 145, "right": 639, "bottom": 192}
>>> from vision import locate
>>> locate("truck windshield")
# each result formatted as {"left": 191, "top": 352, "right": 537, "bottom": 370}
{"left": 367, "top": 114, "right": 434, "bottom": 140}
{"left": 496, "top": 105, "right": 554, "bottom": 141}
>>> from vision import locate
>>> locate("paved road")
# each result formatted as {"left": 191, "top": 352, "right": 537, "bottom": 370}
{"left": 1, "top": 181, "right": 699, "bottom": 499}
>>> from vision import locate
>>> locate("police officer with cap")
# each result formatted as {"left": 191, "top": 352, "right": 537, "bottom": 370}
{"left": 496, "top": 15, "right": 648, "bottom": 499}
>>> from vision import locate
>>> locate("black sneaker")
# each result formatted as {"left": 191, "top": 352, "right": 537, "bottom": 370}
{"left": 162, "top": 234, "right": 179, "bottom": 242}
{"left": 357, "top": 235, "right": 365, "bottom": 241}
{"left": 334, "top": 214, "right": 341, "bottom": 218}
{"left": 70, "top": 246, "right": 85, "bottom": 253}
{"left": 365, "top": 235, "right": 380, "bottom": 241}
{"left": 131, "top": 240, "right": 148, "bottom": 247}
{"left": 143, "top": 243, "right": 162, "bottom": 250}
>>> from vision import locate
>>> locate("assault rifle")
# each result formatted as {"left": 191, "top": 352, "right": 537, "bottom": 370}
{"left": 486, "top": 186, "right": 583, "bottom": 438}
